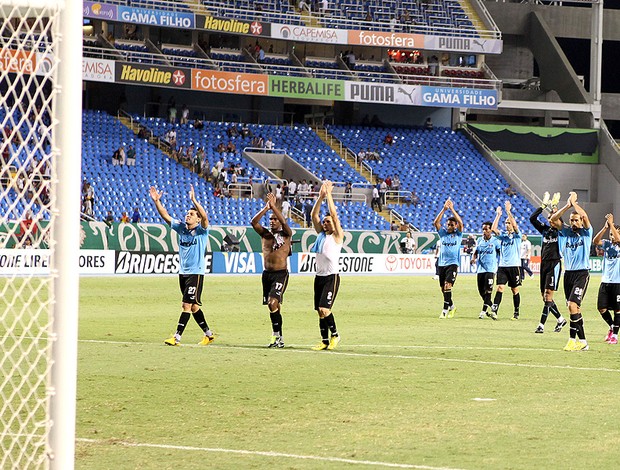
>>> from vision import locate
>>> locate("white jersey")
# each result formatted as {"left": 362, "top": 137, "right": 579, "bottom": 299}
{"left": 316, "top": 233, "right": 342, "bottom": 276}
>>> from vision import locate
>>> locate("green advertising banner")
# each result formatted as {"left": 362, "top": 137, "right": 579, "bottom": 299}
{"left": 269, "top": 76, "right": 344, "bottom": 100}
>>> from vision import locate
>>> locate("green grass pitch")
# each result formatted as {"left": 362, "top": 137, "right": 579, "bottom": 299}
{"left": 74, "top": 274, "right": 619, "bottom": 469}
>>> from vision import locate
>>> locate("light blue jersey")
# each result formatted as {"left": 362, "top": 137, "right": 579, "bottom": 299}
{"left": 171, "top": 219, "right": 209, "bottom": 274}
{"left": 601, "top": 240, "right": 620, "bottom": 283}
{"left": 437, "top": 228, "right": 463, "bottom": 266}
{"left": 475, "top": 236, "right": 500, "bottom": 274}
{"left": 558, "top": 226, "right": 592, "bottom": 271}
{"left": 497, "top": 231, "right": 521, "bottom": 267}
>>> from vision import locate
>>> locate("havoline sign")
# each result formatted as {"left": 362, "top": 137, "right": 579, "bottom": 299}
{"left": 115, "top": 62, "right": 190, "bottom": 88}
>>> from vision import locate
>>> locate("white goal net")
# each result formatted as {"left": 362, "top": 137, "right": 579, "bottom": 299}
{"left": 1, "top": 1, "right": 82, "bottom": 468}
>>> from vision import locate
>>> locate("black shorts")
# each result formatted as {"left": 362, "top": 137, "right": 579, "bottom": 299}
{"left": 477, "top": 272, "right": 495, "bottom": 298}
{"left": 262, "top": 269, "right": 289, "bottom": 305}
{"left": 314, "top": 274, "right": 340, "bottom": 311}
{"left": 597, "top": 282, "right": 620, "bottom": 311}
{"left": 496, "top": 266, "right": 521, "bottom": 288}
{"left": 539, "top": 260, "right": 561, "bottom": 293}
{"left": 563, "top": 270, "right": 590, "bottom": 306}
{"left": 179, "top": 274, "right": 204, "bottom": 306}
{"left": 438, "top": 264, "right": 458, "bottom": 287}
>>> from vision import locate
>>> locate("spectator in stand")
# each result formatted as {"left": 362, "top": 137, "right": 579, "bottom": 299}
{"left": 241, "top": 123, "right": 251, "bottom": 138}
{"left": 168, "top": 103, "right": 177, "bottom": 123}
{"left": 126, "top": 145, "right": 136, "bottom": 166}
{"left": 410, "top": 189, "right": 420, "bottom": 206}
{"left": 180, "top": 104, "right": 189, "bottom": 125}
{"left": 357, "top": 148, "right": 366, "bottom": 161}
{"left": 320, "top": 0, "right": 329, "bottom": 15}
{"left": 216, "top": 142, "right": 226, "bottom": 154}
{"left": 371, "top": 184, "right": 382, "bottom": 211}
{"left": 120, "top": 211, "right": 130, "bottom": 223}
{"left": 81, "top": 180, "right": 95, "bottom": 217}
{"left": 393, "top": 175, "right": 401, "bottom": 192}
{"left": 104, "top": 211, "right": 114, "bottom": 227}
{"left": 391, "top": 220, "right": 399, "bottom": 231}
{"left": 425, "top": 117, "right": 434, "bottom": 130}
{"left": 400, "top": 9, "right": 412, "bottom": 24}
{"left": 216, "top": 156, "right": 225, "bottom": 174}
{"left": 389, "top": 15, "right": 397, "bottom": 31}
{"left": 464, "top": 234, "right": 476, "bottom": 255}
{"left": 194, "top": 119, "right": 204, "bottom": 130}
{"left": 288, "top": 179, "right": 297, "bottom": 199}
{"left": 19, "top": 210, "right": 37, "bottom": 244}
{"left": 299, "top": 0, "right": 310, "bottom": 12}
{"left": 364, "top": 11, "right": 373, "bottom": 21}
{"left": 384, "top": 133, "right": 394, "bottom": 145}
{"left": 227, "top": 125, "right": 239, "bottom": 138}
{"left": 226, "top": 141, "right": 236, "bottom": 154}
{"left": 265, "top": 137, "right": 275, "bottom": 153}
{"left": 379, "top": 179, "right": 388, "bottom": 205}
{"left": 344, "top": 182, "right": 352, "bottom": 204}
{"left": 165, "top": 128, "right": 177, "bottom": 148}
{"left": 402, "top": 231, "right": 416, "bottom": 254}
{"left": 252, "top": 135, "right": 264, "bottom": 148}
{"left": 257, "top": 46, "right": 265, "bottom": 63}
{"left": 504, "top": 185, "right": 517, "bottom": 197}
{"left": 131, "top": 207, "right": 141, "bottom": 224}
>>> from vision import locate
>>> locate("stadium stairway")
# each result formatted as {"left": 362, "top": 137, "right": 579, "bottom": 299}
{"left": 458, "top": 0, "right": 486, "bottom": 36}
{"left": 316, "top": 125, "right": 405, "bottom": 227}
{"left": 315, "top": 126, "right": 374, "bottom": 182}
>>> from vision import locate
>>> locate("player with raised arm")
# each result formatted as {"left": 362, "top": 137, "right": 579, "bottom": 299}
{"left": 251, "top": 192, "right": 293, "bottom": 348}
{"left": 489, "top": 201, "right": 522, "bottom": 320}
{"left": 530, "top": 192, "right": 567, "bottom": 333}
{"left": 550, "top": 192, "right": 592, "bottom": 351}
{"left": 310, "top": 181, "right": 344, "bottom": 351}
{"left": 433, "top": 199, "right": 464, "bottom": 319}
{"left": 471, "top": 221, "right": 500, "bottom": 319}
{"left": 150, "top": 185, "right": 215, "bottom": 346}
{"left": 592, "top": 213, "right": 620, "bottom": 344}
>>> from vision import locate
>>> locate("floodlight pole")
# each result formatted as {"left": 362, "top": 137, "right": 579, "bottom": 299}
{"left": 589, "top": 0, "right": 603, "bottom": 116}
{"left": 49, "top": 0, "right": 83, "bottom": 467}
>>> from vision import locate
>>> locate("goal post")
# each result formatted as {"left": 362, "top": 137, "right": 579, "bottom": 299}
{"left": 0, "top": 0, "right": 83, "bottom": 468}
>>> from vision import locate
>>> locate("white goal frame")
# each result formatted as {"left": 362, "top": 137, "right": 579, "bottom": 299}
{"left": 0, "top": 0, "right": 82, "bottom": 468}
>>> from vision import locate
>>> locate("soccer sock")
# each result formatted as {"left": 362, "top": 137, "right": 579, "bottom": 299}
{"left": 192, "top": 310, "right": 211, "bottom": 335}
{"left": 176, "top": 311, "right": 191, "bottom": 337}
{"left": 614, "top": 312, "right": 620, "bottom": 336}
{"left": 319, "top": 317, "right": 329, "bottom": 343}
{"left": 573, "top": 313, "right": 585, "bottom": 340}
{"left": 482, "top": 293, "right": 492, "bottom": 312}
{"left": 600, "top": 309, "right": 613, "bottom": 327}
{"left": 270, "top": 309, "right": 283, "bottom": 336}
{"left": 539, "top": 303, "right": 550, "bottom": 325}
{"left": 550, "top": 301, "right": 562, "bottom": 319}
{"left": 513, "top": 293, "right": 520, "bottom": 314}
{"left": 569, "top": 314, "right": 580, "bottom": 339}
{"left": 325, "top": 313, "right": 338, "bottom": 337}
{"left": 443, "top": 290, "right": 452, "bottom": 311}
{"left": 493, "top": 291, "right": 503, "bottom": 306}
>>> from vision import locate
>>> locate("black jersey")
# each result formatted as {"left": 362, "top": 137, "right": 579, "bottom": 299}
{"left": 530, "top": 207, "right": 561, "bottom": 262}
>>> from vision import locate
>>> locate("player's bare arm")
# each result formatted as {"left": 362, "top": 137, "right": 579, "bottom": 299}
{"left": 505, "top": 200, "right": 519, "bottom": 233}
{"left": 607, "top": 214, "right": 619, "bottom": 244}
{"left": 433, "top": 199, "right": 450, "bottom": 231}
{"left": 311, "top": 183, "right": 327, "bottom": 233}
{"left": 593, "top": 217, "right": 609, "bottom": 246}
{"left": 550, "top": 191, "right": 576, "bottom": 224}
{"left": 267, "top": 193, "right": 292, "bottom": 237}
{"left": 189, "top": 184, "right": 209, "bottom": 228}
{"left": 491, "top": 206, "right": 502, "bottom": 234}
{"left": 571, "top": 200, "right": 590, "bottom": 229}
{"left": 447, "top": 200, "right": 464, "bottom": 232}
{"left": 324, "top": 181, "right": 344, "bottom": 243}
{"left": 251, "top": 198, "right": 270, "bottom": 237}
{"left": 149, "top": 186, "right": 172, "bottom": 225}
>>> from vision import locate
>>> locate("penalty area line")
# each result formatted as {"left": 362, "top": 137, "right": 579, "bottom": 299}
{"left": 76, "top": 438, "right": 463, "bottom": 470}
{"left": 79, "top": 339, "right": 620, "bottom": 374}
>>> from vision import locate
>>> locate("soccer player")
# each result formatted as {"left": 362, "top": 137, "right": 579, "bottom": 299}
{"left": 490, "top": 201, "right": 522, "bottom": 320}
{"left": 530, "top": 192, "right": 567, "bottom": 334}
{"left": 149, "top": 185, "right": 215, "bottom": 346}
{"left": 251, "top": 192, "right": 292, "bottom": 348}
{"left": 310, "top": 180, "right": 344, "bottom": 351}
{"left": 592, "top": 213, "right": 620, "bottom": 344}
{"left": 471, "top": 221, "right": 500, "bottom": 319}
{"left": 433, "top": 198, "right": 464, "bottom": 319}
{"left": 550, "top": 192, "right": 592, "bottom": 351}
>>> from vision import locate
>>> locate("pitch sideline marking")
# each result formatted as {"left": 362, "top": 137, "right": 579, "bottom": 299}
{"left": 81, "top": 339, "right": 620, "bottom": 373}
{"left": 76, "top": 438, "right": 464, "bottom": 470}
